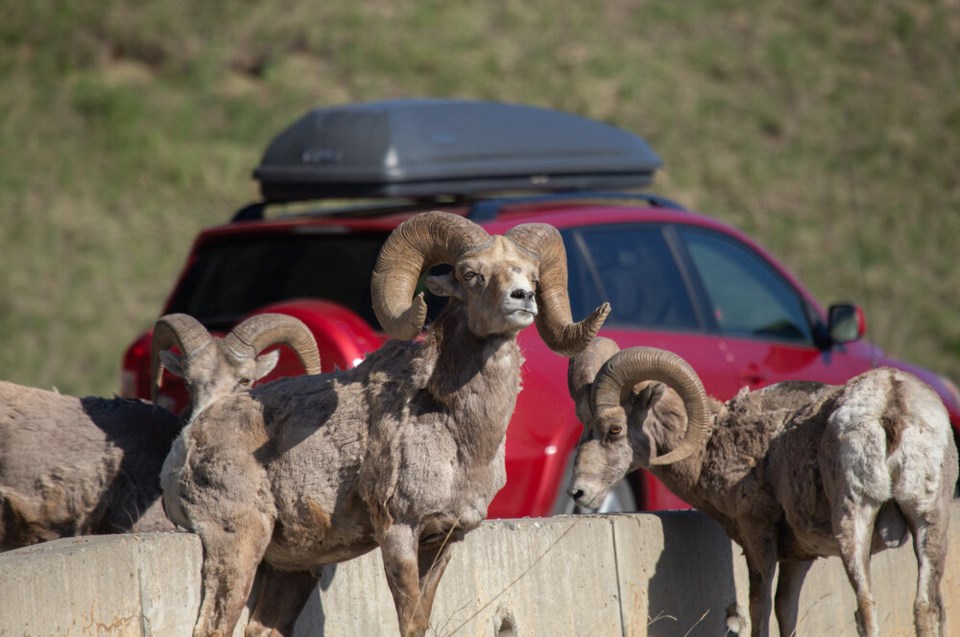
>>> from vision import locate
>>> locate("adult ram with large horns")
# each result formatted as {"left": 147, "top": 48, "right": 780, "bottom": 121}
{"left": 568, "top": 338, "right": 957, "bottom": 637}
{"left": 161, "top": 211, "right": 611, "bottom": 637}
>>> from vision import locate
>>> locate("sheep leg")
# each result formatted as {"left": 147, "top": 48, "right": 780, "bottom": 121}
{"left": 244, "top": 562, "right": 319, "bottom": 637}
{"left": 774, "top": 560, "right": 812, "bottom": 637}
{"left": 738, "top": 528, "right": 778, "bottom": 637}
{"left": 833, "top": 495, "right": 880, "bottom": 637}
{"left": 380, "top": 524, "right": 433, "bottom": 637}
{"left": 744, "top": 560, "right": 777, "bottom": 637}
{"left": 901, "top": 502, "right": 948, "bottom": 637}
{"left": 415, "top": 535, "right": 458, "bottom": 625}
{"left": 192, "top": 515, "right": 274, "bottom": 637}
{"left": 0, "top": 488, "right": 50, "bottom": 549}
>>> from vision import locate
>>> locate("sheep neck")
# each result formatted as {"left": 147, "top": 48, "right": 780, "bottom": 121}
{"left": 421, "top": 308, "right": 522, "bottom": 464}
{"left": 645, "top": 398, "right": 722, "bottom": 496}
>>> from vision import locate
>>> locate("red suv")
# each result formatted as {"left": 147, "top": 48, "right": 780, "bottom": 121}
{"left": 120, "top": 99, "right": 960, "bottom": 517}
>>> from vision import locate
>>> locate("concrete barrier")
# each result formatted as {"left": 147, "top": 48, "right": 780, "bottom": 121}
{"left": 2, "top": 502, "right": 958, "bottom": 636}
{"left": 0, "top": 532, "right": 201, "bottom": 636}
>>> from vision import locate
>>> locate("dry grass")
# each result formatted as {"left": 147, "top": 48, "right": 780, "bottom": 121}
{"left": 1, "top": 0, "right": 958, "bottom": 395}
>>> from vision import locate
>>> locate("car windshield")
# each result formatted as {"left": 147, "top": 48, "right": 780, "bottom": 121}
{"left": 166, "top": 232, "right": 387, "bottom": 329}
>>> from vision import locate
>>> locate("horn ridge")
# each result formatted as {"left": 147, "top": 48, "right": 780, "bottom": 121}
{"left": 150, "top": 313, "right": 212, "bottom": 403}
{"left": 371, "top": 211, "right": 489, "bottom": 340}
{"left": 226, "top": 313, "right": 322, "bottom": 375}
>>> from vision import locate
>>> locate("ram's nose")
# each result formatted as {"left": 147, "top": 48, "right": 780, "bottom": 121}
{"left": 510, "top": 288, "right": 535, "bottom": 301}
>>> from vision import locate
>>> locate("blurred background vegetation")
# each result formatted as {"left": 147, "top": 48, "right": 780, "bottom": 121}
{"left": 1, "top": 0, "right": 958, "bottom": 396}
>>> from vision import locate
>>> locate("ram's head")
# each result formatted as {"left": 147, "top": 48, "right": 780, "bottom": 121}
{"left": 567, "top": 338, "right": 712, "bottom": 509}
{"left": 370, "top": 211, "right": 610, "bottom": 356}
{"left": 150, "top": 312, "right": 321, "bottom": 416}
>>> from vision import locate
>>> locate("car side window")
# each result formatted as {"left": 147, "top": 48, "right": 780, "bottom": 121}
{"left": 679, "top": 229, "right": 814, "bottom": 344}
{"left": 564, "top": 225, "right": 700, "bottom": 331}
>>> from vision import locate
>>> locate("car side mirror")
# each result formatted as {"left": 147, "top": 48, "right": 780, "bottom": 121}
{"left": 828, "top": 303, "right": 865, "bottom": 344}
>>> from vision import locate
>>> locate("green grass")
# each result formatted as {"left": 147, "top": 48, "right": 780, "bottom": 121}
{"left": 1, "top": 0, "right": 958, "bottom": 396}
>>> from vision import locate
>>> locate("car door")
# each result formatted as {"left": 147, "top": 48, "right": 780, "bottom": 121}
{"left": 674, "top": 226, "right": 871, "bottom": 390}
{"left": 564, "top": 223, "right": 745, "bottom": 400}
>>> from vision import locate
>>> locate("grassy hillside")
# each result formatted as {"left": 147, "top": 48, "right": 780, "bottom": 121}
{"left": 1, "top": 0, "right": 958, "bottom": 396}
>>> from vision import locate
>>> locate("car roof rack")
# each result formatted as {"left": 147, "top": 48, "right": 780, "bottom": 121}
{"left": 252, "top": 98, "right": 662, "bottom": 203}
{"left": 465, "top": 191, "right": 687, "bottom": 222}
{"left": 230, "top": 191, "right": 687, "bottom": 224}
{"left": 229, "top": 197, "right": 461, "bottom": 223}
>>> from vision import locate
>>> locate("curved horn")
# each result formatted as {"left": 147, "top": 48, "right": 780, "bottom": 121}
{"left": 567, "top": 336, "right": 622, "bottom": 400}
{"left": 591, "top": 347, "right": 711, "bottom": 466}
{"left": 568, "top": 336, "right": 622, "bottom": 425}
{"left": 371, "top": 211, "right": 491, "bottom": 340}
{"left": 505, "top": 223, "right": 610, "bottom": 356}
{"left": 150, "top": 313, "right": 213, "bottom": 402}
{"left": 222, "top": 313, "right": 322, "bottom": 375}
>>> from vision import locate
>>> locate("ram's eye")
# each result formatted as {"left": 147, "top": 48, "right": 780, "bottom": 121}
{"left": 608, "top": 425, "right": 623, "bottom": 436}
{"left": 238, "top": 377, "right": 253, "bottom": 387}
{"left": 463, "top": 271, "right": 484, "bottom": 284}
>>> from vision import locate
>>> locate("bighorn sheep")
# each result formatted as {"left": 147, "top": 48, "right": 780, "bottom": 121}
{"left": 567, "top": 338, "right": 958, "bottom": 637}
{"left": 150, "top": 312, "right": 322, "bottom": 419}
{"left": 0, "top": 313, "right": 319, "bottom": 552}
{"left": 161, "top": 211, "right": 611, "bottom": 637}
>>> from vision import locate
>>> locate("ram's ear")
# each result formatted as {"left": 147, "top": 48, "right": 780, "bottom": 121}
{"left": 254, "top": 350, "right": 281, "bottom": 380}
{"left": 630, "top": 381, "right": 665, "bottom": 411}
{"left": 425, "top": 273, "right": 465, "bottom": 302}
{"left": 159, "top": 350, "right": 186, "bottom": 379}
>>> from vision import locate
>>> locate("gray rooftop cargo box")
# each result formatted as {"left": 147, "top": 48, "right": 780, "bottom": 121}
{"left": 253, "top": 99, "right": 662, "bottom": 202}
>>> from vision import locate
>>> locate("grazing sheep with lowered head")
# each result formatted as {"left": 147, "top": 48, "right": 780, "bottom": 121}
{"left": 161, "top": 210, "right": 611, "bottom": 637}
{"left": 567, "top": 338, "right": 958, "bottom": 637}
{"left": 0, "top": 313, "right": 319, "bottom": 551}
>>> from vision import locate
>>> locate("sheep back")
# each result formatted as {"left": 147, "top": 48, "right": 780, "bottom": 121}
{"left": 0, "top": 381, "right": 180, "bottom": 546}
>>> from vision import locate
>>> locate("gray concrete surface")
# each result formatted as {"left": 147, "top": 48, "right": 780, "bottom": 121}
{"left": 0, "top": 532, "right": 200, "bottom": 636}
{"left": 1, "top": 502, "right": 957, "bottom": 636}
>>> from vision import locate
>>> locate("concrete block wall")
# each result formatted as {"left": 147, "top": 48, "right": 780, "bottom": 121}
{"left": 0, "top": 532, "right": 201, "bottom": 636}
{"left": 2, "top": 502, "right": 958, "bottom": 636}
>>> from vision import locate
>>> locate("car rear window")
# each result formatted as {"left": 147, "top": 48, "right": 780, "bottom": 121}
{"left": 166, "top": 232, "right": 387, "bottom": 329}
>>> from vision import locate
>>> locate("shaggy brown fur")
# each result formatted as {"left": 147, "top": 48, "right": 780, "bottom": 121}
{"left": 163, "top": 215, "right": 610, "bottom": 637}
{"left": 0, "top": 384, "right": 181, "bottom": 551}
{"left": 569, "top": 338, "right": 958, "bottom": 637}
{"left": 166, "top": 303, "right": 525, "bottom": 637}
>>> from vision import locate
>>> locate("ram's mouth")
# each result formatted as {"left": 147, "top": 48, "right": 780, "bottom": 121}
{"left": 508, "top": 309, "right": 536, "bottom": 327}
{"left": 573, "top": 493, "right": 604, "bottom": 511}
